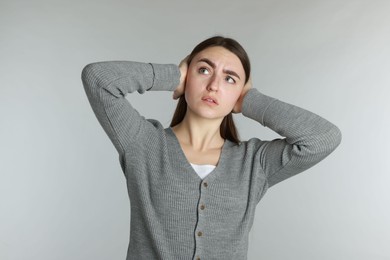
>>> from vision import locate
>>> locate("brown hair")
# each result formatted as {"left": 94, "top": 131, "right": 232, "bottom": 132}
{"left": 170, "top": 36, "right": 251, "bottom": 144}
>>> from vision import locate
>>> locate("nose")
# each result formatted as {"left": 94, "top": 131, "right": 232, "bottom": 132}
{"left": 206, "top": 75, "right": 220, "bottom": 92}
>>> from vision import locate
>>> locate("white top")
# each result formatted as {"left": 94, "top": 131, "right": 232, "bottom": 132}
{"left": 190, "top": 163, "right": 216, "bottom": 179}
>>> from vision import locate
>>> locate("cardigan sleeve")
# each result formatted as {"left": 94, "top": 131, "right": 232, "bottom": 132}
{"left": 242, "top": 88, "right": 342, "bottom": 188}
{"left": 81, "top": 61, "right": 180, "bottom": 155}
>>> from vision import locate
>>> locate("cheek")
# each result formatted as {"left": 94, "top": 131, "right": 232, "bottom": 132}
{"left": 184, "top": 75, "right": 204, "bottom": 97}
{"left": 184, "top": 82, "right": 196, "bottom": 99}
{"left": 225, "top": 90, "right": 242, "bottom": 105}
{"left": 185, "top": 70, "right": 199, "bottom": 87}
{"left": 184, "top": 81, "right": 199, "bottom": 105}
{"left": 184, "top": 72, "right": 196, "bottom": 91}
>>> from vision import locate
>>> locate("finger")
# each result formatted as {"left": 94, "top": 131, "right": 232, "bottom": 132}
{"left": 173, "top": 90, "right": 181, "bottom": 100}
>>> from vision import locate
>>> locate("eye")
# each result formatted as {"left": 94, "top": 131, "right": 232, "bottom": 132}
{"left": 225, "top": 76, "right": 236, "bottom": 84}
{"left": 198, "top": 67, "right": 210, "bottom": 75}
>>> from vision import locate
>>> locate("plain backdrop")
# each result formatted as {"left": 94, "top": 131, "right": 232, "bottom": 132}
{"left": 1, "top": 0, "right": 389, "bottom": 259}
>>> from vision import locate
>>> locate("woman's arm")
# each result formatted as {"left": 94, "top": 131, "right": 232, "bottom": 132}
{"left": 241, "top": 88, "right": 342, "bottom": 188}
{"left": 81, "top": 61, "right": 180, "bottom": 155}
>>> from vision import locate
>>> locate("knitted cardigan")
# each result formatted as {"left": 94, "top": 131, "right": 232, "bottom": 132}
{"left": 81, "top": 61, "right": 341, "bottom": 260}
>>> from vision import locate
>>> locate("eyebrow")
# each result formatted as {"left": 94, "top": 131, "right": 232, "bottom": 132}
{"left": 197, "top": 58, "right": 241, "bottom": 80}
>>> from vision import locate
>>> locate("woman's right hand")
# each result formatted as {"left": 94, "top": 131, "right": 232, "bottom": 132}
{"left": 173, "top": 56, "right": 189, "bottom": 100}
{"left": 233, "top": 77, "right": 252, "bottom": 114}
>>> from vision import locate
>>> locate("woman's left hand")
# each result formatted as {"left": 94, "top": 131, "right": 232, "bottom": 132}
{"left": 233, "top": 77, "right": 252, "bottom": 113}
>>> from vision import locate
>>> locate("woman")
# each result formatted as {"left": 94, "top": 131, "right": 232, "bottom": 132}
{"left": 81, "top": 36, "right": 341, "bottom": 260}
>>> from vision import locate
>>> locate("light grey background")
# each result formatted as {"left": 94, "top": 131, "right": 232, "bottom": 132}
{"left": 1, "top": 0, "right": 389, "bottom": 259}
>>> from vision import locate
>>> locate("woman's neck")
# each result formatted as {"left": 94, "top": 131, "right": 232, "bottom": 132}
{"left": 172, "top": 114, "right": 224, "bottom": 152}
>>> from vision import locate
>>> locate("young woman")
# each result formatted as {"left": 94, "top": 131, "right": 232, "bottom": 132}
{"left": 81, "top": 36, "right": 341, "bottom": 260}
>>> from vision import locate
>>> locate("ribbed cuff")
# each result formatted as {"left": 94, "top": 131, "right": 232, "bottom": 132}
{"left": 149, "top": 63, "right": 180, "bottom": 91}
{"left": 242, "top": 88, "right": 278, "bottom": 126}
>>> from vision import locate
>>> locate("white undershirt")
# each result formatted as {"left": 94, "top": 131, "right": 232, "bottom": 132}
{"left": 190, "top": 163, "right": 216, "bottom": 179}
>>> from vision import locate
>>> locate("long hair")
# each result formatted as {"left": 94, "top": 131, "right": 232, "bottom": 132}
{"left": 170, "top": 36, "right": 251, "bottom": 144}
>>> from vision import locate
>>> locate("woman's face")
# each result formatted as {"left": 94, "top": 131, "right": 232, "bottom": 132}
{"left": 185, "top": 46, "right": 246, "bottom": 120}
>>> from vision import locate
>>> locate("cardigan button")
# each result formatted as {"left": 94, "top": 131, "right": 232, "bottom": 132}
{"left": 196, "top": 257, "right": 201, "bottom": 260}
{"left": 197, "top": 231, "right": 203, "bottom": 237}
{"left": 203, "top": 182, "right": 208, "bottom": 188}
{"left": 200, "top": 204, "right": 205, "bottom": 210}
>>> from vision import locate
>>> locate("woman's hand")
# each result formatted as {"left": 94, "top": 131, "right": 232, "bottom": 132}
{"left": 233, "top": 77, "right": 252, "bottom": 113}
{"left": 173, "top": 56, "right": 189, "bottom": 100}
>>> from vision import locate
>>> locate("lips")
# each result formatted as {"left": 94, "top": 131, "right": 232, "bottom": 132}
{"left": 202, "top": 96, "right": 218, "bottom": 105}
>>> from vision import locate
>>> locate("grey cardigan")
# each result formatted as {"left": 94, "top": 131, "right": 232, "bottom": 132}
{"left": 81, "top": 61, "right": 341, "bottom": 260}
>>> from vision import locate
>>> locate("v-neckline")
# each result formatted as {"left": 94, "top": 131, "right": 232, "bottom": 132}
{"left": 166, "top": 127, "right": 230, "bottom": 182}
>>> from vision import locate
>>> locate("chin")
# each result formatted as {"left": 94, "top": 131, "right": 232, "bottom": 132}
{"left": 197, "top": 111, "right": 227, "bottom": 121}
{"left": 187, "top": 103, "right": 229, "bottom": 120}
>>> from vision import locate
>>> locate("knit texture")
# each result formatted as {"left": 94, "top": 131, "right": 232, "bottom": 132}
{"left": 81, "top": 61, "right": 341, "bottom": 260}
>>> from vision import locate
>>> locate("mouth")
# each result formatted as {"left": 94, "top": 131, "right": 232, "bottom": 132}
{"left": 202, "top": 96, "right": 218, "bottom": 105}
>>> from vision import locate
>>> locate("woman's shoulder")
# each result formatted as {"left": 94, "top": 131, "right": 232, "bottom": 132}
{"left": 122, "top": 118, "right": 167, "bottom": 150}
{"left": 238, "top": 137, "right": 268, "bottom": 147}
{"left": 226, "top": 137, "right": 268, "bottom": 153}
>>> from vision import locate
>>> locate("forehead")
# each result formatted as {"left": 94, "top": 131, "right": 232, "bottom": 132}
{"left": 192, "top": 46, "right": 243, "bottom": 70}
